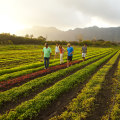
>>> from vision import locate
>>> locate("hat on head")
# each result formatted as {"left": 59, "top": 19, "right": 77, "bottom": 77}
{"left": 67, "top": 43, "right": 71, "bottom": 47}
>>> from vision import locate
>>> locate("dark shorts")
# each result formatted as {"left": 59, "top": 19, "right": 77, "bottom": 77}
{"left": 67, "top": 56, "right": 72, "bottom": 61}
{"left": 55, "top": 52, "right": 59, "bottom": 54}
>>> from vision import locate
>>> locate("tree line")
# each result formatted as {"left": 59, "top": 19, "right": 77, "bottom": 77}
{"left": 0, "top": 33, "right": 119, "bottom": 47}
{"left": 0, "top": 33, "right": 46, "bottom": 45}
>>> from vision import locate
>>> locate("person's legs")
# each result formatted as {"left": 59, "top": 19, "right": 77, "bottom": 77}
{"left": 60, "top": 54, "right": 62, "bottom": 64}
{"left": 67, "top": 60, "right": 69, "bottom": 67}
{"left": 54, "top": 53, "right": 56, "bottom": 59}
{"left": 67, "top": 56, "right": 69, "bottom": 67}
{"left": 46, "top": 57, "right": 49, "bottom": 68}
{"left": 70, "top": 56, "right": 72, "bottom": 66}
{"left": 82, "top": 53, "right": 85, "bottom": 61}
{"left": 61, "top": 54, "right": 63, "bottom": 63}
{"left": 60, "top": 54, "right": 63, "bottom": 64}
{"left": 44, "top": 57, "right": 47, "bottom": 69}
{"left": 67, "top": 56, "right": 70, "bottom": 67}
{"left": 84, "top": 53, "right": 86, "bottom": 61}
{"left": 54, "top": 52, "right": 56, "bottom": 59}
{"left": 55, "top": 52, "right": 58, "bottom": 59}
{"left": 57, "top": 52, "right": 59, "bottom": 58}
{"left": 82, "top": 53, "right": 86, "bottom": 61}
{"left": 83, "top": 57, "right": 85, "bottom": 61}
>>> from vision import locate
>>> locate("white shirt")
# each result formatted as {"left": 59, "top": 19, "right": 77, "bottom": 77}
{"left": 55, "top": 46, "right": 59, "bottom": 52}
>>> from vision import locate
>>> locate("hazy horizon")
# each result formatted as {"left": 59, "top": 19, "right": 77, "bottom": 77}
{"left": 1, "top": 0, "right": 120, "bottom": 34}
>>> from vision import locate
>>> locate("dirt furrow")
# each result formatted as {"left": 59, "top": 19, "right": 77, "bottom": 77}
{"left": 86, "top": 55, "right": 120, "bottom": 120}
{"left": 31, "top": 55, "right": 115, "bottom": 120}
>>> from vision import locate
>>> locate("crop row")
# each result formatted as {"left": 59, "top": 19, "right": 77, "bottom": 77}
{"left": 110, "top": 58, "right": 120, "bottom": 120}
{"left": 0, "top": 47, "right": 105, "bottom": 60}
{"left": 0, "top": 54, "right": 41, "bottom": 62}
{"left": 0, "top": 50, "right": 113, "bottom": 83}
{"left": 0, "top": 50, "right": 83, "bottom": 75}
{"left": 0, "top": 59, "right": 81, "bottom": 90}
{"left": 50, "top": 51, "right": 120, "bottom": 120}
{"left": 0, "top": 50, "right": 114, "bottom": 110}
{"left": 0, "top": 54, "right": 81, "bottom": 81}
{"left": 0, "top": 48, "right": 101, "bottom": 75}
{"left": 0, "top": 47, "right": 112, "bottom": 75}
{"left": 0, "top": 55, "right": 101, "bottom": 82}
{"left": 0, "top": 50, "right": 116, "bottom": 120}
{"left": 0, "top": 48, "right": 111, "bottom": 68}
{"left": 0, "top": 51, "right": 42, "bottom": 63}
{"left": 0, "top": 51, "right": 113, "bottom": 90}
{"left": 0, "top": 48, "right": 82, "bottom": 63}
{"left": 0, "top": 49, "right": 43, "bottom": 69}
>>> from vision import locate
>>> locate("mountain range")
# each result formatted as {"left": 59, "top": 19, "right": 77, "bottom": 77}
{"left": 17, "top": 26, "right": 120, "bottom": 42}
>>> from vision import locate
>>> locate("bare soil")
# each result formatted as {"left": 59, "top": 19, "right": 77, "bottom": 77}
{"left": 85, "top": 55, "right": 120, "bottom": 120}
{"left": 31, "top": 55, "right": 115, "bottom": 120}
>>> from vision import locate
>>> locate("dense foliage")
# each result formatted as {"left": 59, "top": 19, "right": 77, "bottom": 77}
{"left": 0, "top": 33, "right": 119, "bottom": 46}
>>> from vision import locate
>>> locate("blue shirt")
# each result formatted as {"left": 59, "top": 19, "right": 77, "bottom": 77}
{"left": 67, "top": 47, "right": 73, "bottom": 56}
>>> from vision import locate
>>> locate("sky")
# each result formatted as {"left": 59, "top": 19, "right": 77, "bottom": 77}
{"left": 0, "top": 0, "right": 120, "bottom": 34}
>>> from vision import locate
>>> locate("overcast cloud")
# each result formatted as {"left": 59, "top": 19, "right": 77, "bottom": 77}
{"left": 0, "top": 0, "right": 120, "bottom": 33}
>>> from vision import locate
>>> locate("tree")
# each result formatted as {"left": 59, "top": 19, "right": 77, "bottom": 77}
{"left": 25, "top": 34, "right": 29, "bottom": 38}
{"left": 30, "top": 34, "right": 33, "bottom": 39}
{"left": 38, "top": 36, "right": 46, "bottom": 41}
{"left": 7, "top": 40, "right": 13, "bottom": 45}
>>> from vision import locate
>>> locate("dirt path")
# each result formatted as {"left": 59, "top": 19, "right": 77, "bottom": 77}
{"left": 86, "top": 55, "right": 120, "bottom": 120}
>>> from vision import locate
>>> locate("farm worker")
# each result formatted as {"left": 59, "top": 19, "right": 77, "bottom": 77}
{"left": 54, "top": 44, "right": 59, "bottom": 59}
{"left": 67, "top": 43, "right": 74, "bottom": 67}
{"left": 59, "top": 45, "right": 65, "bottom": 64}
{"left": 81, "top": 44, "right": 87, "bottom": 61}
{"left": 42, "top": 43, "right": 52, "bottom": 69}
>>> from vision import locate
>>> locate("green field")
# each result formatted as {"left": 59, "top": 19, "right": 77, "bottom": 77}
{"left": 0, "top": 45, "right": 120, "bottom": 120}
{"left": 0, "top": 45, "right": 105, "bottom": 69}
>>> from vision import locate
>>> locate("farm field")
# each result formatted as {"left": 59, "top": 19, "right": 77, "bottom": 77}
{"left": 0, "top": 45, "right": 120, "bottom": 120}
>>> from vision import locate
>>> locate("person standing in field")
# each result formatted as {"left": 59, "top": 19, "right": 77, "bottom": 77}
{"left": 42, "top": 43, "right": 52, "bottom": 69}
{"left": 59, "top": 45, "right": 65, "bottom": 64}
{"left": 54, "top": 44, "right": 59, "bottom": 59}
{"left": 81, "top": 44, "right": 87, "bottom": 61}
{"left": 67, "top": 43, "right": 74, "bottom": 67}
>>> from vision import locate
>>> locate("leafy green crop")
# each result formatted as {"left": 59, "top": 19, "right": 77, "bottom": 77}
{"left": 0, "top": 51, "right": 113, "bottom": 109}
{"left": 50, "top": 51, "right": 119, "bottom": 120}
{"left": 0, "top": 50, "right": 116, "bottom": 120}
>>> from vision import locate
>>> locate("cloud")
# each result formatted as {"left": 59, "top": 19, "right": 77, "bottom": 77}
{"left": 58, "top": 0, "right": 120, "bottom": 26}
{"left": 0, "top": 0, "right": 120, "bottom": 32}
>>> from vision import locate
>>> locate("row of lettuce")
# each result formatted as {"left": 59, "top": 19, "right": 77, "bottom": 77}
{"left": 0, "top": 54, "right": 41, "bottom": 62}
{"left": 0, "top": 47, "right": 113, "bottom": 70}
{"left": 0, "top": 50, "right": 91, "bottom": 75}
{"left": 0, "top": 48, "right": 110, "bottom": 75}
{"left": 0, "top": 50, "right": 114, "bottom": 110}
{"left": 0, "top": 50, "right": 42, "bottom": 69}
{"left": 0, "top": 50, "right": 117, "bottom": 120}
{"left": 0, "top": 49, "right": 113, "bottom": 83}
{"left": 50, "top": 51, "right": 120, "bottom": 120}
{"left": 110, "top": 57, "right": 120, "bottom": 120}
{"left": 0, "top": 47, "right": 105, "bottom": 62}
{"left": 0, "top": 50, "right": 113, "bottom": 91}
{"left": 0, "top": 48, "right": 82, "bottom": 66}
